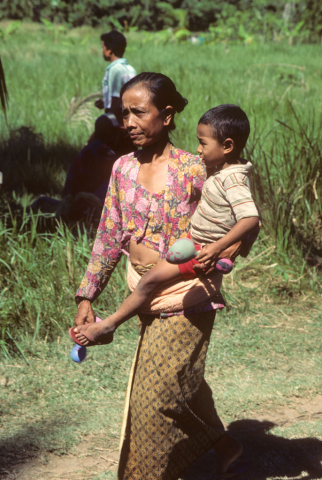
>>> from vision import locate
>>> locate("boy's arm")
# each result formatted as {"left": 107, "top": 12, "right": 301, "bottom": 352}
{"left": 194, "top": 216, "right": 259, "bottom": 275}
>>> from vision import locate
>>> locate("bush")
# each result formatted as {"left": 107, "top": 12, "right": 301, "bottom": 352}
{"left": 0, "top": 0, "right": 321, "bottom": 43}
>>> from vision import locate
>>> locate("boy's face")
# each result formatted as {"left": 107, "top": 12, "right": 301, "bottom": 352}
{"left": 102, "top": 42, "right": 112, "bottom": 61}
{"left": 197, "top": 123, "right": 226, "bottom": 169}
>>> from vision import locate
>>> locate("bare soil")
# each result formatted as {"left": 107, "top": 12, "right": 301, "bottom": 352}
{"left": 1, "top": 438, "right": 119, "bottom": 480}
{"left": 2, "top": 396, "right": 321, "bottom": 480}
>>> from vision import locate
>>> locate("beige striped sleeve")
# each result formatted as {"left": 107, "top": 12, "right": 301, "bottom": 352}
{"left": 224, "top": 173, "right": 259, "bottom": 221}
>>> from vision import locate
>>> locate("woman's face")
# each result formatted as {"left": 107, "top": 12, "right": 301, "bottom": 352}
{"left": 122, "top": 86, "right": 171, "bottom": 148}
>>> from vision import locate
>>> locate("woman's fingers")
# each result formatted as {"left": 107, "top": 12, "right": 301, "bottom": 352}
{"left": 74, "top": 301, "right": 95, "bottom": 327}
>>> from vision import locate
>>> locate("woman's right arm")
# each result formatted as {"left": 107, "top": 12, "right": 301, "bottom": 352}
{"left": 74, "top": 160, "right": 124, "bottom": 325}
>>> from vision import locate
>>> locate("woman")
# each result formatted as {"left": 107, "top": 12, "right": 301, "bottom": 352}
{"left": 74, "top": 72, "right": 242, "bottom": 480}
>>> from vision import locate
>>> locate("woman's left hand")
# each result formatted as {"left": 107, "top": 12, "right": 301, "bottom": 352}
{"left": 74, "top": 300, "right": 96, "bottom": 327}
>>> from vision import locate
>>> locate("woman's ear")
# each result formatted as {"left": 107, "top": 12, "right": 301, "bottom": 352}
{"left": 223, "top": 138, "right": 234, "bottom": 154}
{"left": 163, "top": 106, "right": 174, "bottom": 126}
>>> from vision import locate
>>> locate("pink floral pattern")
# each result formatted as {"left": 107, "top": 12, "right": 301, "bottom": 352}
{"left": 76, "top": 145, "right": 206, "bottom": 301}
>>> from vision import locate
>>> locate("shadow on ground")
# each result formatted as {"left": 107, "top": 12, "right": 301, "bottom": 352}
{"left": 182, "top": 419, "right": 322, "bottom": 480}
{"left": 0, "top": 416, "right": 75, "bottom": 479}
{"left": 1, "top": 417, "right": 321, "bottom": 479}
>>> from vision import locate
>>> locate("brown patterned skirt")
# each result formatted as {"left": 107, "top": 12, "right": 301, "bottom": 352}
{"left": 118, "top": 266, "right": 225, "bottom": 480}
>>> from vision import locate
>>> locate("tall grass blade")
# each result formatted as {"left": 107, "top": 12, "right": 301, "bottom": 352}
{"left": 6, "top": 331, "right": 29, "bottom": 364}
{"left": 0, "top": 55, "right": 9, "bottom": 126}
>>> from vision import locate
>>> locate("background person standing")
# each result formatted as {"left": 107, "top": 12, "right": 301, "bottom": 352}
{"left": 95, "top": 30, "right": 137, "bottom": 125}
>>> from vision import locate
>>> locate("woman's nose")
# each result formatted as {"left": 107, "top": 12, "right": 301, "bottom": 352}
{"left": 126, "top": 113, "right": 137, "bottom": 129}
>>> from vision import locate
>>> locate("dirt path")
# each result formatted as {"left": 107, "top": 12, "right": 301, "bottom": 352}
{"left": 2, "top": 395, "right": 321, "bottom": 480}
{"left": 2, "top": 439, "right": 119, "bottom": 480}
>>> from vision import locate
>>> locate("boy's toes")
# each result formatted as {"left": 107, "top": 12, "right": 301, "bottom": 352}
{"left": 75, "top": 332, "right": 88, "bottom": 345}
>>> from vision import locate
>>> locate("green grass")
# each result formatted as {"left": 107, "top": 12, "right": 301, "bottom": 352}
{"left": 0, "top": 22, "right": 322, "bottom": 480}
{"left": 0, "top": 289, "right": 321, "bottom": 479}
{"left": 1, "top": 22, "right": 321, "bottom": 260}
{"left": 1, "top": 24, "right": 322, "bottom": 147}
{"left": 0, "top": 211, "right": 130, "bottom": 351}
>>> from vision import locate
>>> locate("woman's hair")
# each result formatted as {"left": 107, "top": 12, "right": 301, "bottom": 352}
{"left": 199, "top": 104, "right": 250, "bottom": 152}
{"left": 120, "top": 72, "right": 188, "bottom": 131}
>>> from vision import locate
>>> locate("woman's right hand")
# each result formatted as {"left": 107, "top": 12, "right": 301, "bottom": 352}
{"left": 74, "top": 300, "right": 95, "bottom": 327}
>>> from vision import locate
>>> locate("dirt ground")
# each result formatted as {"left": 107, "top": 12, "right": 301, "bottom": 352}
{"left": 1, "top": 439, "right": 119, "bottom": 480}
{"left": 2, "top": 395, "right": 321, "bottom": 480}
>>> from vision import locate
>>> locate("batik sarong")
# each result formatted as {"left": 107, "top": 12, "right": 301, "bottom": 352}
{"left": 118, "top": 266, "right": 225, "bottom": 480}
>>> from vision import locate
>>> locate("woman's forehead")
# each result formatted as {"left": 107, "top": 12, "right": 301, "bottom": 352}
{"left": 122, "top": 85, "right": 155, "bottom": 107}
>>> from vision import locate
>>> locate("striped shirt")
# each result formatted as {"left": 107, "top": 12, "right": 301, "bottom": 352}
{"left": 191, "top": 161, "right": 259, "bottom": 245}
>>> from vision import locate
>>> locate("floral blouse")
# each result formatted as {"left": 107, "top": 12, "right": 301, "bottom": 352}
{"left": 76, "top": 145, "right": 206, "bottom": 302}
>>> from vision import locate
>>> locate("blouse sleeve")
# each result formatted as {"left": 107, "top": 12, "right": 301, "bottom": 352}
{"left": 75, "top": 159, "right": 124, "bottom": 302}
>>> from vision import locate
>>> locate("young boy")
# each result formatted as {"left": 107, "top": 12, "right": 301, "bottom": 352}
{"left": 94, "top": 30, "right": 137, "bottom": 125}
{"left": 73, "top": 104, "right": 260, "bottom": 346}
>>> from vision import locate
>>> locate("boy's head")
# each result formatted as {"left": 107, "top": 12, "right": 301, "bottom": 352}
{"left": 197, "top": 104, "right": 250, "bottom": 169}
{"left": 94, "top": 114, "right": 115, "bottom": 144}
{"left": 100, "top": 30, "right": 126, "bottom": 60}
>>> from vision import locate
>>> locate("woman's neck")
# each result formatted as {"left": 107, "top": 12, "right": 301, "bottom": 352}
{"left": 139, "top": 135, "right": 171, "bottom": 164}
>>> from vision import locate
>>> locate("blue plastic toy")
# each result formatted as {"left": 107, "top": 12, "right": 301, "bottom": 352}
{"left": 70, "top": 344, "right": 87, "bottom": 363}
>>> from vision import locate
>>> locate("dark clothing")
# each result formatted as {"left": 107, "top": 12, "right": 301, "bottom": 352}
{"left": 63, "top": 138, "right": 117, "bottom": 203}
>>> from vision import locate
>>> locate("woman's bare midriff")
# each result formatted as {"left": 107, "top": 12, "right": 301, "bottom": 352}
{"left": 129, "top": 240, "right": 160, "bottom": 266}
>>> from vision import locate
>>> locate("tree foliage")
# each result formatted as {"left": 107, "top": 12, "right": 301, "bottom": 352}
{"left": 0, "top": 0, "right": 321, "bottom": 42}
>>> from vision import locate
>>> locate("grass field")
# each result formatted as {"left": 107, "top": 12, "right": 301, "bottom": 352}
{"left": 0, "top": 22, "right": 322, "bottom": 480}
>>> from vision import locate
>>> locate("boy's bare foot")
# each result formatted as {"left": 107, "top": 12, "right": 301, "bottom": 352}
{"left": 73, "top": 321, "right": 115, "bottom": 346}
{"left": 213, "top": 434, "right": 243, "bottom": 479}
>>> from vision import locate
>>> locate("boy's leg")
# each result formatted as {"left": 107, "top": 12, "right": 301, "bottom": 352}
{"left": 74, "top": 260, "right": 181, "bottom": 345}
{"left": 108, "top": 259, "right": 181, "bottom": 325}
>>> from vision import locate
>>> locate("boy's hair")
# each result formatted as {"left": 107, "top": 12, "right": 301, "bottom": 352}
{"left": 100, "top": 30, "right": 126, "bottom": 57}
{"left": 199, "top": 104, "right": 250, "bottom": 152}
{"left": 94, "top": 114, "right": 115, "bottom": 143}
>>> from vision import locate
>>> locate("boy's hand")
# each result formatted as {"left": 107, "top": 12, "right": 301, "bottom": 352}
{"left": 94, "top": 98, "right": 104, "bottom": 109}
{"left": 194, "top": 243, "right": 222, "bottom": 275}
{"left": 192, "top": 217, "right": 260, "bottom": 276}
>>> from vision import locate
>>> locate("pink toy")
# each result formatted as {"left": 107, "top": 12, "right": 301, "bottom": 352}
{"left": 215, "top": 258, "right": 233, "bottom": 274}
